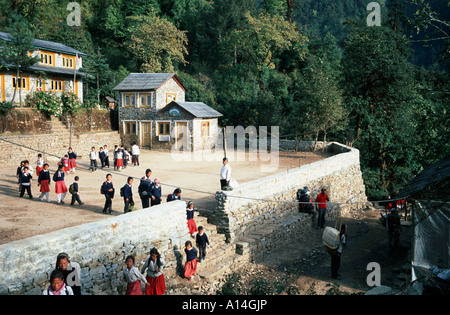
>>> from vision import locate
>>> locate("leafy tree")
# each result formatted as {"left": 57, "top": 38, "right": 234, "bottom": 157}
{"left": 342, "top": 26, "right": 423, "bottom": 199}
{"left": 126, "top": 15, "right": 188, "bottom": 73}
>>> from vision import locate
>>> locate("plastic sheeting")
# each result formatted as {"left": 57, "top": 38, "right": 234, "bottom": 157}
{"left": 411, "top": 200, "right": 450, "bottom": 282}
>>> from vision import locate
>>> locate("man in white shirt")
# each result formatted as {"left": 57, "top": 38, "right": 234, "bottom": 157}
{"left": 89, "top": 147, "right": 98, "bottom": 172}
{"left": 131, "top": 142, "right": 140, "bottom": 166}
{"left": 220, "top": 157, "right": 231, "bottom": 190}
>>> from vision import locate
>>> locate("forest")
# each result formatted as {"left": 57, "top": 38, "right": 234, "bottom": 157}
{"left": 0, "top": 0, "right": 448, "bottom": 200}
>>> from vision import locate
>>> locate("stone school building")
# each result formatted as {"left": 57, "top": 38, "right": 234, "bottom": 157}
{"left": 113, "top": 73, "right": 222, "bottom": 151}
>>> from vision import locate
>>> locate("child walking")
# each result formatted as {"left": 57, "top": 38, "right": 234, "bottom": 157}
{"left": 196, "top": 226, "right": 210, "bottom": 263}
{"left": 42, "top": 269, "right": 74, "bottom": 295}
{"left": 103, "top": 145, "right": 110, "bottom": 168}
{"left": 19, "top": 166, "right": 33, "bottom": 199}
{"left": 53, "top": 164, "right": 68, "bottom": 204}
{"left": 101, "top": 173, "right": 114, "bottom": 214}
{"left": 70, "top": 176, "right": 84, "bottom": 206}
{"left": 186, "top": 201, "right": 198, "bottom": 238}
{"left": 122, "top": 177, "right": 134, "bottom": 213}
{"left": 38, "top": 163, "right": 51, "bottom": 202}
{"left": 67, "top": 147, "right": 77, "bottom": 173}
{"left": 150, "top": 178, "right": 162, "bottom": 206}
{"left": 184, "top": 241, "right": 198, "bottom": 281}
{"left": 141, "top": 248, "right": 166, "bottom": 295}
{"left": 89, "top": 147, "right": 98, "bottom": 172}
{"left": 35, "top": 153, "right": 44, "bottom": 176}
{"left": 62, "top": 154, "right": 70, "bottom": 174}
{"left": 122, "top": 255, "right": 149, "bottom": 295}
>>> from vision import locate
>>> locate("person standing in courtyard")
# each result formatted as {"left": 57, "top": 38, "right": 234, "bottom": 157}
{"left": 70, "top": 176, "right": 84, "bottom": 206}
{"left": 38, "top": 163, "right": 51, "bottom": 203}
{"left": 141, "top": 248, "right": 166, "bottom": 295}
{"left": 150, "top": 178, "right": 162, "bottom": 206}
{"left": 103, "top": 145, "right": 110, "bottom": 168}
{"left": 53, "top": 165, "right": 68, "bottom": 204}
{"left": 220, "top": 157, "right": 231, "bottom": 190}
{"left": 67, "top": 147, "right": 77, "bottom": 174}
{"left": 138, "top": 169, "right": 152, "bottom": 209}
{"left": 122, "top": 176, "right": 134, "bottom": 213}
{"left": 89, "top": 147, "right": 98, "bottom": 172}
{"left": 101, "top": 173, "right": 114, "bottom": 214}
{"left": 315, "top": 188, "right": 329, "bottom": 229}
{"left": 19, "top": 166, "right": 33, "bottom": 199}
{"left": 35, "top": 153, "right": 44, "bottom": 176}
{"left": 131, "top": 142, "right": 140, "bottom": 166}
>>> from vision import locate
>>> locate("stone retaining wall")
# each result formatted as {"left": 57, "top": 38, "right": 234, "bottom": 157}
{"left": 0, "top": 201, "right": 189, "bottom": 295}
{"left": 0, "top": 130, "right": 121, "bottom": 166}
{"left": 212, "top": 142, "right": 368, "bottom": 242}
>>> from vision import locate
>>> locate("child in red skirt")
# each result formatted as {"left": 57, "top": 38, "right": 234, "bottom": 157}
{"left": 35, "top": 153, "right": 44, "bottom": 176}
{"left": 141, "top": 248, "right": 166, "bottom": 295}
{"left": 53, "top": 165, "right": 68, "bottom": 204}
{"left": 62, "top": 155, "right": 70, "bottom": 174}
{"left": 186, "top": 201, "right": 197, "bottom": 238}
{"left": 38, "top": 163, "right": 51, "bottom": 202}
{"left": 67, "top": 147, "right": 77, "bottom": 174}
{"left": 184, "top": 241, "right": 198, "bottom": 281}
{"left": 122, "top": 255, "right": 149, "bottom": 295}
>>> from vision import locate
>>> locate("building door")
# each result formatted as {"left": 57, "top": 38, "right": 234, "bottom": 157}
{"left": 176, "top": 121, "right": 189, "bottom": 150}
{"left": 141, "top": 122, "right": 152, "bottom": 148}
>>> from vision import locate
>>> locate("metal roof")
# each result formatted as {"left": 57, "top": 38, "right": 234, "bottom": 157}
{"left": 113, "top": 73, "right": 187, "bottom": 91}
{"left": 397, "top": 155, "right": 450, "bottom": 199}
{"left": 164, "top": 101, "right": 223, "bottom": 118}
{"left": 0, "top": 31, "right": 87, "bottom": 56}
{"left": 0, "top": 61, "right": 87, "bottom": 77}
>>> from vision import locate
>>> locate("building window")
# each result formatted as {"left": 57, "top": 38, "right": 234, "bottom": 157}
{"left": 40, "top": 52, "right": 54, "bottom": 66}
{"left": 62, "top": 56, "right": 75, "bottom": 69}
{"left": 201, "top": 121, "right": 210, "bottom": 138}
{"left": 158, "top": 122, "right": 170, "bottom": 135}
{"left": 124, "top": 121, "right": 137, "bottom": 135}
{"left": 12, "top": 76, "right": 29, "bottom": 90}
{"left": 50, "top": 79, "right": 64, "bottom": 92}
{"left": 166, "top": 93, "right": 177, "bottom": 104}
{"left": 139, "top": 93, "right": 152, "bottom": 107}
{"left": 123, "top": 93, "right": 135, "bottom": 107}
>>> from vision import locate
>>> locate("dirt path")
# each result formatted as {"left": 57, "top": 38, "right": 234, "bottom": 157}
{"left": 232, "top": 209, "right": 412, "bottom": 295}
{"left": 0, "top": 149, "right": 331, "bottom": 245}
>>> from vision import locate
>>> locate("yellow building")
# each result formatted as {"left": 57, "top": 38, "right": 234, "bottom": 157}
{"left": 0, "top": 31, "right": 87, "bottom": 104}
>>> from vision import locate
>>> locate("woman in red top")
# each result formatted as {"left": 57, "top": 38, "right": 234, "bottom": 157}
{"left": 315, "top": 188, "right": 329, "bottom": 229}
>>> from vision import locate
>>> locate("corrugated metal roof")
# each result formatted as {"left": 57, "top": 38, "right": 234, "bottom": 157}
{"left": 164, "top": 101, "right": 223, "bottom": 118}
{"left": 0, "top": 31, "right": 87, "bottom": 56}
{"left": 398, "top": 155, "right": 450, "bottom": 199}
{"left": 113, "top": 73, "right": 186, "bottom": 91}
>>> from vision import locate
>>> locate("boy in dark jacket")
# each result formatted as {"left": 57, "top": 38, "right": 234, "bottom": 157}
{"left": 70, "top": 176, "right": 84, "bottom": 206}
{"left": 123, "top": 177, "right": 134, "bottom": 213}
{"left": 196, "top": 226, "right": 209, "bottom": 262}
{"left": 150, "top": 178, "right": 162, "bottom": 206}
{"left": 101, "top": 174, "right": 114, "bottom": 214}
{"left": 19, "top": 166, "right": 33, "bottom": 199}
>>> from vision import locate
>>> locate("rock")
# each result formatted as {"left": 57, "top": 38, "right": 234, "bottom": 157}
{"left": 364, "top": 285, "right": 393, "bottom": 295}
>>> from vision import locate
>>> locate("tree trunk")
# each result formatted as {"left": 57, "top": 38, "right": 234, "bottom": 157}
{"left": 10, "top": 68, "right": 19, "bottom": 104}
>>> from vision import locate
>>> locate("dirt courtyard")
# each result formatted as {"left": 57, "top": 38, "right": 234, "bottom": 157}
{"left": 0, "top": 148, "right": 331, "bottom": 245}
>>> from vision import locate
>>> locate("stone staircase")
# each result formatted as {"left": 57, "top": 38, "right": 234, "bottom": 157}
{"left": 165, "top": 211, "right": 251, "bottom": 293}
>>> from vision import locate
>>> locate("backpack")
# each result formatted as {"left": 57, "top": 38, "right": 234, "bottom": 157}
{"left": 166, "top": 194, "right": 174, "bottom": 202}
{"left": 120, "top": 186, "right": 125, "bottom": 197}
{"left": 69, "top": 184, "right": 75, "bottom": 195}
{"left": 100, "top": 181, "right": 105, "bottom": 194}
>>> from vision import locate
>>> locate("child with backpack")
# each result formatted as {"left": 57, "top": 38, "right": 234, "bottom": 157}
{"left": 167, "top": 188, "right": 182, "bottom": 202}
{"left": 101, "top": 173, "right": 114, "bottom": 214}
{"left": 70, "top": 176, "right": 84, "bottom": 206}
{"left": 122, "top": 177, "right": 134, "bottom": 213}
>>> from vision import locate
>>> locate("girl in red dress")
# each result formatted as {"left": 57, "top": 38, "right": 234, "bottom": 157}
{"left": 123, "top": 255, "right": 149, "bottom": 295}
{"left": 141, "top": 248, "right": 166, "bottom": 295}
{"left": 53, "top": 165, "right": 68, "bottom": 204}
{"left": 38, "top": 163, "right": 51, "bottom": 202}
{"left": 184, "top": 241, "right": 198, "bottom": 281}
